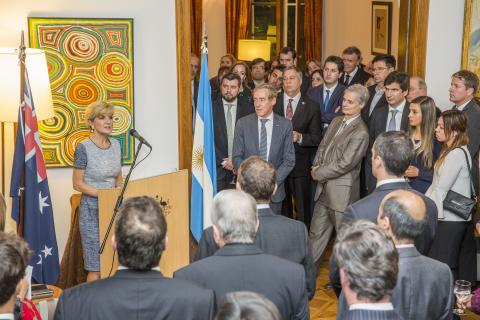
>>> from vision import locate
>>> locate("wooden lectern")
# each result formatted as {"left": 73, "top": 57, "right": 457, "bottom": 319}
{"left": 98, "top": 170, "right": 189, "bottom": 278}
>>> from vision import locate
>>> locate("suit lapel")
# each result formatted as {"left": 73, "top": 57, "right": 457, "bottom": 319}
{"left": 327, "top": 86, "right": 341, "bottom": 112}
{"left": 400, "top": 101, "right": 409, "bottom": 131}
{"left": 252, "top": 115, "right": 260, "bottom": 153}
{"left": 269, "top": 115, "right": 280, "bottom": 161}
{"left": 292, "top": 97, "right": 306, "bottom": 124}
{"left": 379, "top": 107, "right": 389, "bottom": 131}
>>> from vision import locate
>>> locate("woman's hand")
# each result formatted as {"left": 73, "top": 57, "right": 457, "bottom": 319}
{"left": 456, "top": 294, "right": 472, "bottom": 311}
{"left": 404, "top": 165, "right": 419, "bottom": 178}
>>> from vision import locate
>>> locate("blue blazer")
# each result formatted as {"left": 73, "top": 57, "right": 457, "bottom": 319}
{"left": 307, "top": 83, "right": 346, "bottom": 126}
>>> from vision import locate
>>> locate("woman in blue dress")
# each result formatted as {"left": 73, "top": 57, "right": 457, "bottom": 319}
{"left": 73, "top": 101, "right": 122, "bottom": 282}
{"left": 405, "top": 96, "right": 442, "bottom": 193}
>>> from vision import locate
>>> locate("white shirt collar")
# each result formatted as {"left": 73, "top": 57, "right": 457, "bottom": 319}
{"left": 456, "top": 99, "right": 472, "bottom": 111}
{"left": 222, "top": 98, "right": 237, "bottom": 106}
{"left": 389, "top": 99, "right": 406, "bottom": 112}
{"left": 284, "top": 91, "right": 301, "bottom": 103}
{"left": 258, "top": 111, "right": 274, "bottom": 121}
{"left": 349, "top": 303, "right": 394, "bottom": 311}
{"left": 0, "top": 314, "right": 14, "bottom": 320}
{"left": 118, "top": 265, "right": 161, "bottom": 271}
{"left": 396, "top": 243, "right": 415, "bottom": 249}
{"left": 376, "top": 178, "right": 406, "bottom": 188}
{"left": 324, "top": 83, "right": 338, "bottom": 95}
{"left": 343, "top": 114, "right": 361, "bottom": 126}
{"left": 256, "top": 204, "right": 270, "bottom": 209}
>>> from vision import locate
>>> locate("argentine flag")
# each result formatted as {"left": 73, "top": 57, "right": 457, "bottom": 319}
{"left": 190, "top": 46, "right": 217, "bottom": 241}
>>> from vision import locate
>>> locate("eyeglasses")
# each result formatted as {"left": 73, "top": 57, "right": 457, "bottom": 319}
{"left": 372, "top": 67, "right": 388, "bottom": 73}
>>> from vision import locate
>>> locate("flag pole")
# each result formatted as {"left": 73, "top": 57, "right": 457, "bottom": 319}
{"left": 16, "top": 31, "right": 26, "bottom": 236}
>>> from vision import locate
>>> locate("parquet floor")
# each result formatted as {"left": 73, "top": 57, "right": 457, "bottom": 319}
{"left": 309, "top": 245, "right": 480, "bottom": 320}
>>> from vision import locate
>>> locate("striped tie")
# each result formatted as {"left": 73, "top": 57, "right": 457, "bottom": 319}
{"left": 259, "top": 119, "right": 269, "bottom": 160}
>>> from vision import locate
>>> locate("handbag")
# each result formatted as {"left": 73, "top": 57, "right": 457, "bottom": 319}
{"left": 442, "top": 147, "right": 477, "bottom": 220}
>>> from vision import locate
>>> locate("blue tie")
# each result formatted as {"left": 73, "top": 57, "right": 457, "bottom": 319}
{"left": 323, "top": 89, "right": 331, "bottom": 112}
{"left": 259, "top": 119, "right": 269, "bottom": 160}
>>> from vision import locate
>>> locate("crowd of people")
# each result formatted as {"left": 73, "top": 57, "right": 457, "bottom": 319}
{"left": 1, "top": 45, "right": 480, "bottom": 319}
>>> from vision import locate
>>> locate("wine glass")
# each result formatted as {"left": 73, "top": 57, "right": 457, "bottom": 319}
{"left": 453, "top": 280, "right": 471, "bottom": 315}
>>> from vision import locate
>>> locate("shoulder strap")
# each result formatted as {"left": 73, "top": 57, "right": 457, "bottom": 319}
{"left": 457, "top": 147, "right": 477, "bottom": 200}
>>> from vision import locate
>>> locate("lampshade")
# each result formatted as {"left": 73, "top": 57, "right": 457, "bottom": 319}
{"left": 0, "top": 48, "right": 54, "bottom": 122}
{"left": 237, "top": 40, "right": 271, "bottom": 62}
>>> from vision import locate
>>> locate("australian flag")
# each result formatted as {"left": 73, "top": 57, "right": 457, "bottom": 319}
{"left": 10, "top": 69, "right": 60, "bottom": 284}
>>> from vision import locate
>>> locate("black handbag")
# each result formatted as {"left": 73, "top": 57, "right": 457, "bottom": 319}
{"left": 442, "top": 147, "right": 477, "bottom": 220}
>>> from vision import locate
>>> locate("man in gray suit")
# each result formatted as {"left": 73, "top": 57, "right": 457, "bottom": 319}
{"left": 335, "top": 220, "right": 401, "bottom": 320}
{"left": 55, "top": 197, "right": 215, "bottom": 320}
{"left": 175, "top": 190, "right": 309, "bottom": 320}
{"left": 449, "top": 70, "right": 480, "bottom": 192}
{"left": 379, "top": 190, "right": 453, "bottom": 320}
{"left": 194, "top": 156, "right": 316, "bottom": 299}
{"left": 309, "top": 84, "right": 370, "bottom": 263}
{"left": 233, "top": 83, "right": 296, "bottom": 214}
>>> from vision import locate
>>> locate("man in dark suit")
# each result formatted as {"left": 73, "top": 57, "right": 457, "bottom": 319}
{"left": 307, "top": 55, "right": 346, "bottom": 129}
{"left": 279, "top": 46, "right": 310, "bottom": 94}
{"left": 55, "top": 197, "right": 215, "bottom": 320}
{"left": 0, "top": 233, "right": 31, "bottom": 320}
{"left": 175, "top": 190, "right": 309, "bottom": 320}
{"left": 340, "top": 46, "right": 371, "bottom": 87}
{"left": 248, "top": 58, "right": 267, "bottom": 89}
{"left": 267, "top": 65, "right": 286, "bottom": 93}
{"left": 213, "top": 72, "right": 255, "bottom": 191}
{"left": 330, "top": 131, "right": 438, "bottom": 297}
{"left": 366, "top": 71, "right": 410, "bottom": 192}
{"left": 361, "top": 54, "right": 396, "bottom": 125}
{"left": 194, "top": 156, "right": 316, "bottom": 299}
{"left": 335, "top": 220, "right": 401, "bottom": 320}
{"left": 232, "top": 83, "right": 296, "bottom": 214}
{"left": 449, "top": 70, "right": 480, "bottom": 192}
{"left": 274, "top": 66, "right": 322, "bottom": 226}
{"left": 309, "top": 84, "right": 370, "bottom": 264}
{"left": 379, "top": 190, "right": 453, "bottom": 320}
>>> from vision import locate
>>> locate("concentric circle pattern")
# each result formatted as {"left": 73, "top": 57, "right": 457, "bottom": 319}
{"left": 65, "top": 129, "right": 91, "bottom": 163}
{"left": 39, "top": 97, "right": 75, "bottom": 140}
{"left": 44, "top": 49, "right": 70, "bottom": 89}
{"left": 96, "top": 53, "right": 131, "bottom": 88}
{"left": 112, "top": 105, "right": 132, "bottom": 135}
{"left": 61, "top": 27, "right": 102, "bottom": 63}
{"left": 65, "top": 76, "right": 103, "bottom": 107}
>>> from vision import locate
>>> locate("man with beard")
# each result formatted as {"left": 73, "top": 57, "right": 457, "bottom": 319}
{"left": 268, "top": 65, "right": 285, "bottom": 93}
{"left": 213, "top": 72, "right": 255, "bottom": 191}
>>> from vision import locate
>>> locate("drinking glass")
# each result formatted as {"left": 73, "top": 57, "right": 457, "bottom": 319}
{"left": 453, "top": 280, "right": 471, "bottom": 315}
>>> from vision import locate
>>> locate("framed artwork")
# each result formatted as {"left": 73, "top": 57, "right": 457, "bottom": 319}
{"left": 462, "top": 0, "right": 480, "bottom": 98}
{"left": 371, "top": 1, "right": 392, "bottom": 55}
{"left": 28, "top": 17, "right": 134, "bottom": 168}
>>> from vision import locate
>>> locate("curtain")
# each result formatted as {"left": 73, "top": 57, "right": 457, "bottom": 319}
{"left": 304, "top": 0, "right": 322, "bottom": 61}
{"left": 190, "top": 0, "right": 203, "bottom": 56}
{"left": 226, "top": 0, "right": 251, "bottom": 57}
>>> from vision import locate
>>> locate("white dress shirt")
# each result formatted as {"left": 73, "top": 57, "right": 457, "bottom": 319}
{"left": 376, "top": 178, "right": 406, "bottom": 188}
{"left": 349, "top": 303, "right": 394, "bottom": 311}
{"left": 344, "top": 66, "right": 359, "bottom": 84}
{"left": 257, "top": 112, "right": 274, "bottom": 160}
{"left": 385, "top": 100, "right": 406, "bottom": 131}
{"left": 323, "top": 83, "right": 338, "bottom": 102}
{"left": 455, "top": 99, "right": 472, "bottom": 111}
{"left": 222, "top": 98, "right": 238, "bottom": 133}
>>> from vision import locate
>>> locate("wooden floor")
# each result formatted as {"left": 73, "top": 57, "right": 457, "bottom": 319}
{"left": 308, "top": 245, "right": 480, "bottom": 320}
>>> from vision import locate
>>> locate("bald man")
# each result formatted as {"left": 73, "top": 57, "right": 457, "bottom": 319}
{"left": 336, "top": 190, "right": 453, "bottom": 320}
{"left": 406, "top": 76, "right": 427, "bottom": 102}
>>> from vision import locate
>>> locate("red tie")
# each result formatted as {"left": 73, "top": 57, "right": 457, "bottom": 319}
{"left": 286, "top": 99, "right": 294, "bottom": 120}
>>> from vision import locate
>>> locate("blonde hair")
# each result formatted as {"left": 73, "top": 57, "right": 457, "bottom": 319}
{"left": 85, "top": 101, "right": 114, "bottom": 124}
{"left": 253, "top": 84, "right": 277, "bottom": 100}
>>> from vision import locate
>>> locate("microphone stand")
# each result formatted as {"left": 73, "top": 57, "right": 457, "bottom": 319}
{"left": 99, "top": 141, "right": 144, "bottom": 254}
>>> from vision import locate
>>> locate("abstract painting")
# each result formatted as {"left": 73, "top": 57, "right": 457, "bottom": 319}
{"left": 371, "top": 2, "right": 392, "bottom": 55}
{"left": 462, "top": 0, "right": 480, "bottom": 98}
{"left": 28, "top": 18, "right": 134, "bottom": 167}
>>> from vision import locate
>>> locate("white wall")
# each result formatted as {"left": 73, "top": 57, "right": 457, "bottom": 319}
{"left": 203, "top": 0, "right": 227, "bottom": 77}
{"left": 425, "top": 0, "right": 465, "bottom": 110}
{"left": 322, "top": 0, "right": 400, "bottom": 63}
{"left": 0, "top": 0, "right": 179, "bottom": 258}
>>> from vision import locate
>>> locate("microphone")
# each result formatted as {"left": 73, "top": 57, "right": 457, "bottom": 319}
{"left": 129, "top": 129, "right": 152, "bottom": 149}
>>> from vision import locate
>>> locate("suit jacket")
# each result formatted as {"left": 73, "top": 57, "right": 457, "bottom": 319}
{"left": 193, "top": 80, "right": 199, "bottom": 110}
{"left": 274, "top": 93, "right": 322, "bottom": 177}
{"left": 341, "top": 67, "right": 371, "bottom": 87}
{"left": 232, "top": 113, "right": 296, "bottom": 202}
{"left": 345, "top": 309, "right": 401, "bottom": 320}
{"left": 361, "top": 85, "right": 388, "bottom": 125}
{"left": 460, "top": 99, "right": 480, "bottom": 192}
{"left": 194, "top": 206, "right": 317, "bottom": 299}
{"left": 307, "top": 83, "right": 346, "bottom": 126}
{"left": 174, "top": 244, "right": 309, "bottom": 320}
{"left": 312, "top": 115, "right": 369, "bottom": 212}
{"left": 366, "top": 101, "right": 409, "bottom": 192}
{"left": 54, "top": 270, "right": 215, "bottom": 320}
{"left": 342, "top": 181, "right": 437, "bottom": 254}
{"left": 392, "top": 247, "right": 453, "bottom": 320}
{"left": 213, "top": 97, "right": 255, "bottom": 188}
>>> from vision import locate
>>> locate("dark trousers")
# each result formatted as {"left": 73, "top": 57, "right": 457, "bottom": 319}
{"left": 428, "top": 220, "right": 477, "bottom": 284}
{"left": 217, "top": 169, "right": 235, "bottom": 192}
{"left": 281, "top": 175, "right": 312, "bottom": 229}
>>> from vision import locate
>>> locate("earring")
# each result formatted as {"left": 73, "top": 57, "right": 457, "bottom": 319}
{"left": 90, "top": 127, "right": 94, "bottom": 133}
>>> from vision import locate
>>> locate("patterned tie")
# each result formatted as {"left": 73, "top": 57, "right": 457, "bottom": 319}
{"left": 387, "top": 109, "right": 398, "bottom": 131}
{"left": 453, "top": 105, "right": 458, "bottom": 110}
{"left": 226, "top": 104, "right": 234, "bottom": 157}
{"left": 286, "top": 98, "right": 294, "bottom": 120}
{"left": 335, "top": 119, "right": 348, "bottom": 137}
{"left": 344, "top": 74, "right": 350, "bottom": 86}
{"left": 259, "top": 119, "right": 269, "bottom": 160}
{"left": 323, "top": 90, "right": 331, "bottom": 112}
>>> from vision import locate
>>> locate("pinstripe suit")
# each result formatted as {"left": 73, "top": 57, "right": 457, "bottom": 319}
{"left": 345, "top": 309, "right": 401, "bottom": 320}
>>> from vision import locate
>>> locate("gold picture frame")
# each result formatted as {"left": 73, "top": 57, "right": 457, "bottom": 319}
{"left": 461, "top": 0, "right": 480, "bottom": 97}
{"left": 371, "top": 1, "right": 392, "bottom": 55}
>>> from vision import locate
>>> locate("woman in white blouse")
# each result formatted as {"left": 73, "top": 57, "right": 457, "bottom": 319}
{"left": 426, "top": 109, "right": 476, "bottom": 283}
